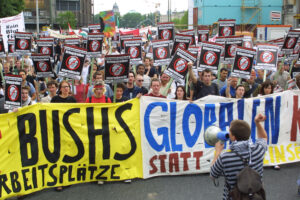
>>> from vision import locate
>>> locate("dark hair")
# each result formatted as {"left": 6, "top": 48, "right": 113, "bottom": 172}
{"left": 202, "top": 68, "right": 212, "bottom": 76}
{"left": 236, "top": 84, "right": 245, "bottom": 90}
{"left": 260, "top": 80, "right": 274, "bottom": 95}
{"left": 116, "top": 83, "right": 126, "bottom": 91}
{"left": 47, "top": 80, "right": 58, "bottom": 88}
{"left": 296, "top": 74, "right": 300, "bottom": 89}
{"left": 136, "top": 64, "right": 145, "bottom": 71}
{"left": 58, "top": 80, "right": 71, "bottom": 95}
{"left": 19, "top": 69, "right": 27, "bottom": 75}
{"left": 220, "top": 68, "right": 228, "bottom": 73}
{"left": 175, "top": 85, "right": 187, "bottom": 100}
{"left": 229, "top": 120, "right": 251, "bottom": 141}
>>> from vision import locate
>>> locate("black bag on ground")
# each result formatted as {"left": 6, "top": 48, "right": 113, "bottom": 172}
{"left": 229, "top": 151, "right": 266, "bottom": 200}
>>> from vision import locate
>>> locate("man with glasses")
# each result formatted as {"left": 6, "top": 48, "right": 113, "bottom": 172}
{"left": 123, "top": 72, "right": 142, "bottom": 99}
{"left": 135, "top": 74, "right": 148, "bottom": 95}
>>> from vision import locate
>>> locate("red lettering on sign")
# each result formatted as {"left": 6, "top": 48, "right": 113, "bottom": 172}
{"left": 169, "top": 153, "right": 179, "bottom": 172}
{"left": 148, "top": 151, "right": 203, "bottom": 175}
{"left": 180, "top": 152, "right": 191, "bottom": 171}
{"left": 291, "top": 96, "right": 300, "bottom": 141}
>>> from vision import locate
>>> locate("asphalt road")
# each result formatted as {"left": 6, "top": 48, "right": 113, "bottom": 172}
{"left": 12, "top": 162, "right": 300, "bottom": 200}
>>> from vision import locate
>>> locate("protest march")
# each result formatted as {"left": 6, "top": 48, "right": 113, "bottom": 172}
{"left": 0, "top": 10, "right": 300, "bottom": 200}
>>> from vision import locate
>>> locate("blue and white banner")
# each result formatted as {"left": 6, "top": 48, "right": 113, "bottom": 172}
{"left": 140, "top": 91, "right": 300, "bottom": 178}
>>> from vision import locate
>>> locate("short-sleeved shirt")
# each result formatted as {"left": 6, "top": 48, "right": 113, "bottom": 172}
{"left": 210, "top": 138, "right": 267, "bottom": 200}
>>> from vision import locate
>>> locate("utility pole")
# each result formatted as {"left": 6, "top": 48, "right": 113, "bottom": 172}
{"left": 50, "top": 0, "right": 53, "bottom": 28}
{"left": 36, "top": 0, "right": 40, "bottom": 35}
{"left": 168, "top": 0, "right": 170, "bottom": 22}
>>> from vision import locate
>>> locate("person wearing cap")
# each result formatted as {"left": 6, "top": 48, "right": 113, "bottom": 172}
{"left": 86, "top": 81, "right": 111, "bottom": 103}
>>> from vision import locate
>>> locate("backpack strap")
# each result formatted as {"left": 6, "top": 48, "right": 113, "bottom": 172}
{"left": 232, "top": 151, "right": 249, "bottom": 166}
{"left": 89, "top": 96, "right": 92, "bottom": 103}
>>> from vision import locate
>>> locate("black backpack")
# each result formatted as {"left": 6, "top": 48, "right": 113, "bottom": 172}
{"left": 229, "top": 151, "right": 266, "bottom": 200}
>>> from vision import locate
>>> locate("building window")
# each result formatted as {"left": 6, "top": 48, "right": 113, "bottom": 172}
{"left": 56, "top": 0, "right": 80, "bottom": 11}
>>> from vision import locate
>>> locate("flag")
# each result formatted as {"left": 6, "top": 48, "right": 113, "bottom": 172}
{"left": 147, "top": 28, "right": 152, "bottom": 41}
{"left": 99, "top": 10, "right": 116, "bottom": 37}
{"left": 119, "top": 29, "right": 140, "bottom": 36}
{"left": 68, "top": 23, "right": 75, "bottom": 35}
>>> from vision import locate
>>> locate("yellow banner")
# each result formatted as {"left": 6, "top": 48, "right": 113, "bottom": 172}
{"left": 0, "top": 99, "right": 142, "bottom": 199}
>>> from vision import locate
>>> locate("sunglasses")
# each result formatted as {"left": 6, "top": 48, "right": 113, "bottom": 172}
{"left": 137, "top": 80, "right": 144, "bottom": 82}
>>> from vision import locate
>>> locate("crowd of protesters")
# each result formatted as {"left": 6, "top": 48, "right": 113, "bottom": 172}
{"left": 0, "top": 36, "right": 300, "bottom": 116}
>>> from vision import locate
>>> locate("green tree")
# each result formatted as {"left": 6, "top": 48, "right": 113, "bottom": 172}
{"left": 56, "top": 11, "right": 77, "bottom": 29}
{"left": 172, "top": 10, "right": 188, "bottom": 30}
{"left": 0, "top": 0, "right": 24, "bottom": 18}
{"left": 120, "top": 12, "right": 143, "bottom": 28}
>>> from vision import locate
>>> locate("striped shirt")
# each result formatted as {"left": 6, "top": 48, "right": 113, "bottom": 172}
{"left": 210, "top": 138, "right": 267, "bottom": 200}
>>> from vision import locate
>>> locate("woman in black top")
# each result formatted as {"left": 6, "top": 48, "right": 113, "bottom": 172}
{"left": 51, "top": 80, "right": 77, "bottom": 103}
{"left": 51, "top": 80, "right": 76, "bottom": 192}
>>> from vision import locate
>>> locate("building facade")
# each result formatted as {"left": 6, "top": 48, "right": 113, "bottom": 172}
{"left": 24, "top": 0, "right": 93, "bottom": 31}
{"left": 282, "top": 0, "right": 300, "bottom": 28}
{"left": 188, "top": 0, "right": 283, "bottom": 27}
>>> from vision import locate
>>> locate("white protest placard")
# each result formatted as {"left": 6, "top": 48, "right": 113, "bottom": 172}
{"left": 0, "top": 12, "right": 25, "bottom": 52}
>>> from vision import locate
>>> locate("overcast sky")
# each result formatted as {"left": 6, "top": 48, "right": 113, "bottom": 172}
{"left": 94, "top": 0, "right": 189, "bottom": 15}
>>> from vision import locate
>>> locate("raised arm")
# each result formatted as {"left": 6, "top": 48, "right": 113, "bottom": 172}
{"left": 254, "top": 113, "right": 268, "bottom": 141}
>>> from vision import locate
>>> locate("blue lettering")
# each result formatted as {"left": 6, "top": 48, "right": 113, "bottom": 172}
{"left": 265, "top": 96, "right": 281, "bottom": 144}
{"left": 219, "top": 103, "right": 233, "bottom": 131}
{"left": 144, "top": 102, "right": 170, "bottom": 152}
{"left": 182, "top": 104, "right": 202, "bottom": 148}
{"left": 237, "top": 99, "right": 244, "bottom": 120}
{"left": 170, "top": 102, "right": 182, "bottom": 151}
{"left": 204, "top": 104, "right": 217, "bottom": 148}
{"left": 251, "top": 99, "right": 260, "bottom": 143}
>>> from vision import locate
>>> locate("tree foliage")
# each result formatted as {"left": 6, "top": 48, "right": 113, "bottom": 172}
{"left": 172, "top": 11, "right": 188, "bottom": 30}
{"left": 56, "top": 11, "right": 77, "bottom": 29}
{"left": 0, "top": 0, "right": 24, "bottom": 18}
{"left": 119, "top": 12, "right": 144, "bottom": 28}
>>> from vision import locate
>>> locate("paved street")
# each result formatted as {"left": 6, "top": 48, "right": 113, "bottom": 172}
{"left": 21, "top": 162, "right": 300, "bottom": 200}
